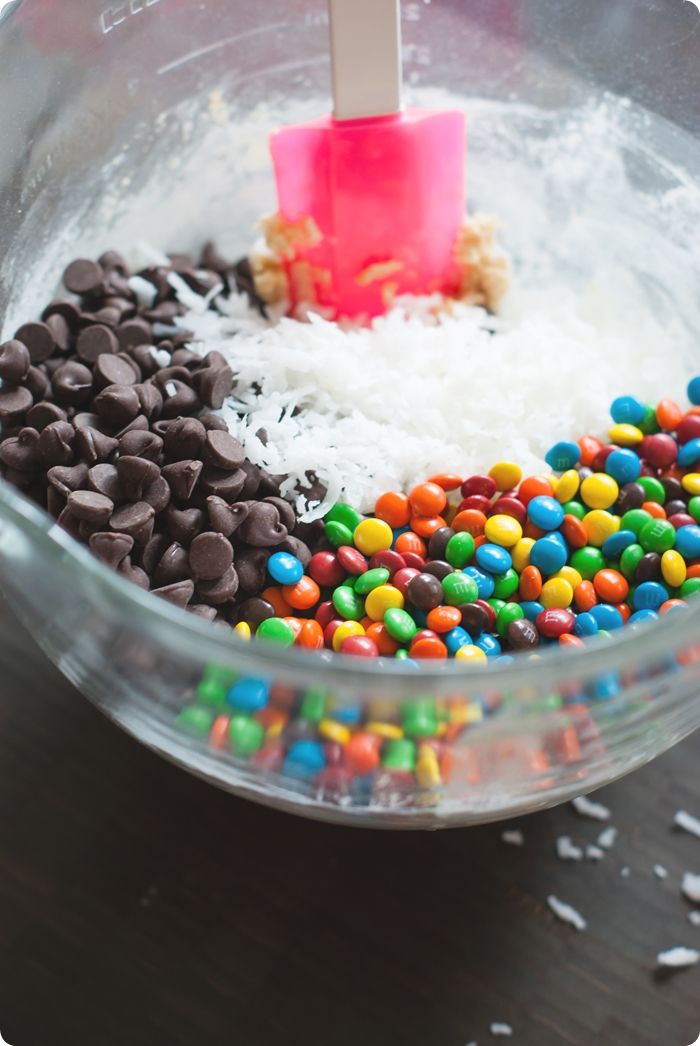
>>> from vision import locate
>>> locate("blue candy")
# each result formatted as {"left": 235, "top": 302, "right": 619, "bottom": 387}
{"left": 444, "top": 626, "right": 471, "bottom": 653}
{"left": 610, "top": 395, "right": 645, "bottom": 425}
{"left": 677, "top": 438, "right": 700, "bottom": 467}
{"left": 591, "top": 671, "right": 621, "bottom": 700}
{"left": 493, "top": 655, "right": 515, "bottom": 666}
{"left": 674, "top": 524, "right": 700, "bottom": 559}
{"left": 574, "top": 611, "right": 599, "bottom": 637}
{"left": 283, "top": 740, "right": 326, "bottom": 779}
{"left": 545, "top": 440, "right": 580, "bottom": 472}
{"left": 605, "top": 448, "right": 641, "bottom": 485}
{"left": 520, "top": 600, "right": 545, "bottom": 621}
{"left": 527, "top": 495, "right": 565, "bottom": 531}
{"left": 530, "top": 533, "right": 568, "bottom": 575}
{"left": 267, "top": 551, "right": 304, "bottom": 585}
{"left": 589, "top": 603, "right": 624, "bottom": 630}
{"left": 226, "top": 677, "right": 269, "bottom": 712}
{"left": 475, "top": 633, "right": 502, "bottom": 657}
{"left": 628, "top": 609, "right": 659, "bottom": 626}
{"left": 331, "top": 703, "right": 363, "bottom": 725}
{"left": 475, "top": 543, "right": 512, "bottom": 575}
{"left": 633, "top": 581, "right": 668, "bottom": 611}
{"left": 688, "top": 375, "right": 700, "bottom": 406}
{"left": 602, "top": 529, "right": 637, "bottom": 559}
{"left": 464, "top": 565, "right": 496, "bottom": 599}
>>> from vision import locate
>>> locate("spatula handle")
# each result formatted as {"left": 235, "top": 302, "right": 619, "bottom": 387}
{"left": 328, "top": 0, "right": 402, "bottom": 121}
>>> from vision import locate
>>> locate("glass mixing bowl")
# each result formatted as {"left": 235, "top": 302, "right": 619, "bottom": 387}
{"left": 1, "top": 0, "right": 700, "bottom": 827}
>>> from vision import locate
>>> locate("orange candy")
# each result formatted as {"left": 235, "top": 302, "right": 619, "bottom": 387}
{"left": 409, "top": 481, "right": 448, "bottom": 517}
{"left": 578, "top": 435, "right": 604, "bottom": 466}
{"left": 298, "top": 619, "right": 324, "bottom": 649}
{"left": 283, "top": 616, "right": 303, "bottom": 639}
{"left": 345, "top": 732, "right": 381, "bottom": 775}
{"left": 687, "top": 565, "right": 700, "bottom": 579}
{"left": 427, "top": 472, "right": 463, "bottom": 491}
{"left": 262, "top": 586, "right": 293, "bottom": 617}
{"left": 452, "top": 509, "right": 487, "bottom": 535}
{"left": 283, "top": 575, "right": 321, "bottom": 610}
{"left": 561, "top": 514, "right": 588, "bottom": 549}
{"left": 519, "top": 564, "right": 543, "bottom": 601}
{"left": 375, "top": 490, "right": 411, "bottom": 528}
{"left": 426, "top": 605, "right": 462, "bottom": 632}
{"left": 559, "top": 633, "right": 584, "bottom": 648}
{"left": 209, "top": 714, "right": 230, "bottom": 750}
{"left": 642, "top": 501, "right": 666, "bottom": 520}
{"left": 593, "top": 568, "right": 629, "bottom": 603}
{"left": 365, "top": 621, "right": 400, "bottom": 655}
{"left": 519, "top": 475, "right": 555, "bottom": 505}
{"left": 615, "top": 602, "right": 632, "bottom": 623}
{"left": 656, "top": 398, "right": 683, "bottom": 431}
{"left": 410, "top": 636, "right": 448, "bottom": 659}
{"left": 394, "top": 531, "right": 427, "bottom": 557}
{"left": 410, "top": 514, "right": 447, "bottom": 538}
{"left": 660, "top": 598, "right": 688, "bottom": 614}
{"left": 574, "top": 580, "right": 598, "bottom": 612}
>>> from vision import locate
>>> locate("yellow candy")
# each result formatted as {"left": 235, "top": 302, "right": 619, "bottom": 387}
{"left": 609, "top": 422, "right": 644, "bottom": 446}
{"left": 484, "top": 513, "right": 523, "bottom": 548}
{"left": 416, "top": 743, "right": 442, "bottom": 788}
{"left": 489, "top": 460, "right": 522, "bottom": 490}
{"left": 555, "top": 469, "right": 580, "bottom": 504}
{"left": 234, "top": 621, "right": 251, "bottom": 640}
{"left": 583, "top": 509, "right": 620, "bottom": 547}
{"left": 580, "top": 473, "right": 619, "bottom": 510}
{"left": 540, "top": 577, "right": 574, "bottom": 609}
{"left": 512, "top": 537, "right": 535, "bottom": 573}
{"left": 365, "top": 583, "right": 404, "bottom": 621}
{"left": 366, "top": 720, "right": 403, "bottom": 739}
{"left": 332, "top": 620, "right": 365, "bottom": 652}
{"left": 318, "top": 718, "right": 351, "bottom": 745}
{"left": 353, "top": 517, "right": 393, "bottom": 555}
{"left": 554, "top": 565, "right": 583, "bottom": 590}
{"left": 661, "top": 549, "right": 687, "bottom": 588}
{"left": 266, "top": 717, "right": 286, "bottom": 740}
{"left": 681, "top": 472, "right": 700, "bottom": 496}
{"left": 454, "top": 644, "right": 488, "bottom": 664}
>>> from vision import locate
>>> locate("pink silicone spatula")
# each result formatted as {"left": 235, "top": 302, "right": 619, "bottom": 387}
{"left": 269, "top": 0, "right": 466, "bottom": 321}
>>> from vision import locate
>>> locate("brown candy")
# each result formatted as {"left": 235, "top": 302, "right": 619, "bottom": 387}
{"left": 0, "top": 340, "right": 31, "bottom": 383}
{"left": 507, "top": 618, "right": 540, "bottom": 650}
{"left": 24, "top": 365, "right": 51, "bottom": 400}
{"left": 142, "top": 475, "right": 171, "bottom": 513}
{"left": 159, "top": 379, "right": 199, "bottom": 418}
{"left": 236, "top": 596, "right": 276, "bottom": 628}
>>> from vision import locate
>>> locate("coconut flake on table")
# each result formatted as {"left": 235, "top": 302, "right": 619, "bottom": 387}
{"left": 176, "top": 267, "right": 690, "bottom": 521}
{"left": 489, "top": 1023, "right": 513, "bottom": 1038}
{"left": 571, "top": 795, "right": 611, "bottom": 821}
{"left": 656, "top": 946, "right": 700, "bottom": 969}
{"left": 682, "top": 872, "right": 700, "bottom": 904}
{"left": 674, "top": 810, "right": 700, "bottom": 841}
{"left": 556, "top": 836, "right": 583, "bottom": 861}
{"left": 586, "top": 845, "right": 605, "bottom": 861}
{"left": 688, "top": 911, "right": 700, "bottom": 927}
{"left": 547, "top": 895, "right": 587, "bottom": 931}
{"left": 501, "top": 829, "right": 525, "bottom": 847}
{"left": 620, "top": 866, "right": 631, "bottom": 879}
{"left": 653, "top": 865, "right": 668, "bottom": 880}
{"left": 597, "top": 827, "right": 618, "bottom": 851}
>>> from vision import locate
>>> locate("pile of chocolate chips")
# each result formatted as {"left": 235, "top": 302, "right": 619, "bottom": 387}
{"left": 0, "top": 246, "right": 321, "bottom": 624}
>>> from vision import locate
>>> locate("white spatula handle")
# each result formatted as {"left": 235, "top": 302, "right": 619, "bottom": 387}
{"left": 328, "top": 0, "right": 402, "bottom": 121}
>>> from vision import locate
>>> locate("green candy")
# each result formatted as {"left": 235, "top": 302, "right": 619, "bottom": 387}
{"left": 401, "top": 699, "right": 439, "bottom": 738}
{"left": 332, "top": 586, "right": 364, "bottom": 621}
{"left": 442, "top": 571, "right": 479, "bottom": 606}
{"left": 175, "top": 705, "right": 214, "bottom": 738}
{"left": 562, "top": 500, "right": 586, "bottom": 520}
{"left": 638, "top": 403, "right": 659, "bottom": 434}
{"left": 229, "top": 715, "right": 264, "bottom": 756}
{"left": 256, "top": 616, "right": 296, "bottom": 645}
{"left": 300, "top": 687, "right": 327, "bottom": 721}
{"left": 395, "top": 649, "right": 411, "bottom": 660}
{"left": 620, "top": 542, "right": 644, "bottom": 579}
{"left": 680, "top": 578, "right": 700, "bottom": 598}
{"left": 621, "top": 508, "right": 652, "bottom": 536}
{"left": 195, "top": 679, "right": 228, "bottom": 708}
{"left": 325, "top": 502, "right": 363, "bottom": 531}
{"left": 354, "top": 567, "right": 390, "bottom": 594}
{"left": 497, "top": 601, "right": 524, "bottom": 637}
{"left": 639, "top": 518, "right": 676, "bottom": 553}
{"left": 325, "top": 520, "right": 354, "bottom": 547}
{"left": 382, "top": 737, "right": 417, "bottom": 770}
{"left": 637, "top": 476, "right": 665, "bottom": 504}
{"left": 570, "top": 546, "right": 605, "bottom": 580}
{"left": 445, "top": 531, "right": 475, "bottom": 569}
{"left": 384, "top": 607, "right": 418, "bottom": 643}
{"left": 492, "top": 567, "right": 519, "bottom": 600}
{"left": 688, "top": 496, "right": 700, "bottom": 523}
{"left": 200, "top": 663, "right": 238, "bottom": 689}
{"left": 488, "top": 598, "right": 506, "bottom": 616}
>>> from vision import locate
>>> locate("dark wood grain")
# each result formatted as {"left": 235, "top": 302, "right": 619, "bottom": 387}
{"left": 0, "top": 597, "right": 698, "bottom": 1046}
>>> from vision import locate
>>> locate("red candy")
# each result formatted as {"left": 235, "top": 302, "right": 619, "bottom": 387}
{"left": 308, "top": 550, "right": 345, "bottom": 587}
{"left": 458, "top": 494, "right": 492, "bottom": 514}
{"left": 315, "top": 600, "right": 338, "bottom": 629}
{"left": 677, "top": 414, "right": 700, "bottom": 444}
{"left": 640, "top": 433, "right": 677, "bottom": 468}
{"left": 337, "top": 545, "right": 368, "bottom": 575}
{"left": 536, "top": 608, "right": 575, "bottom": 637}
{"left": 489, "top": 495, "right": 527, "bottom": 524}
{"left": 340, "top": 635, "right": 380, "bottom": 657}
{"left": 369, "top": 549, "right": 406, "bottom": 575}
{"left": 393, "top": 567, "right": 421, "bottom": 596}
{"left": 461, "top": 474, "right": 497, "bottom": 499}
{"left": 401, "top": 552, "right": 426, "bottom": 570}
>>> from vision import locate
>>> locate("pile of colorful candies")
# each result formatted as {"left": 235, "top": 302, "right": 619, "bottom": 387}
{"left": 176, "top": 377, "right": 700, "bottom": 795}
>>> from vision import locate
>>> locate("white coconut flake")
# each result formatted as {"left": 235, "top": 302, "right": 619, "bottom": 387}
{"left": 597, "top": 827, "right": 618, "bottom": 850}
{"left": 489, "top": 1024, "right": 513, "bottom": 1038}
{"left": 586, "top": 845, "right": 605, "bottom": 861}
{"left": 571, "top": 795, "right": 611, "bottom": 821}
{"left": 501, "top": 829, "right": 524, "bottom": 847}
{"left": 682, "top": 872, "right": 700, "bottom": 904}
{"left": 557, "top": 836, "right": 583, "bottom": 861}
{"left": 674, "top": 810, "right": 700, "bottom": 841}
{"left": 128, "top": 274, "right": 158, "bottom": 308}
{"left": 688, "top": 911, "right": 700, "bottom": 927}
{"left": 653, "top": 864, "right": 668, "bottom": 880}
{"left": 547, "top": 895, "right": 587, "bottom": 931}
{"left": 656, "top": 946, "right": 700, "bottom": 969}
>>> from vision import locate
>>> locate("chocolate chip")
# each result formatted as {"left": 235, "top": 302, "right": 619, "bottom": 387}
{"left": 204, "top": 429, "right": 245, "bottom": 470}
{"left": 76, "top": 324, "right": 119, "bottom": 363}
{"left": 116, "top": 456, "right": 160, "bottom": 501}
{"left": 163, "top": 417, "right": 206, "bottom": 462}
{"left": 238, "top": 460, "right": 262, "bottom": 499}
{"left": 142, "top": 474, "right": 171, "bottom": 514}
{"left": 73, "top": 426, "right": 119, "bottom": 464}
{"left": 117, "top": 318, "right": 152, "bottom": 351}
{"left": 134, "top": 382, "right": 163, "bottom": 420}
{"left": 87, "top": 463, "right": 123, "bottom": 502}
{"left": 91, "top": 306, "right": 122, "bottom": 328}
{"left": 170, "top": 348, "right": 201, "bottom": 369}
{"left": 200, "top": 412, "right": 229, "bottom": 432}
{"left": 118, "top": 557, "right": 151, "bottom": 590}
{"left": 73, "top": 411, "right": 109, "bottom": 432}
{"left": 46, "top": 486, "right": 66, "bottom": 517}
{"left": 141, "top": 534, "right": 169, "bottom": 575}
{"left": 507, "top": 618, "right": 540, "bottom": 649}
{"left": 63, "top": 258, "right": 104, "bottom": 295}
{"left": 56, "top": 506, "right": 82, "bottom": 540}
{"left": 189, "top": 531, "right": 234, "bottom": 580}
{"left": 257, "top": 470, "right": 284, "bottom": 498}
{"left": 130, "top": 345, "right": 163, "bottom": 377}
{"left": 51, "top": 361, "right": 93, "bottom": 406}
{"left": 110, "top": 501, "right": 155, "bottom": 539}
{"left": 188, "top": 604, "right": 218, "bottom": 622}
{"left": 47, "top": 463, "right": 89, "bottom": 496}
{"left": 238, "top": 502, "right": 288, "bottom": 547}
{"left": 152, "top": 580, "right": 194, "bottom": 608}
{"left": 98, "top": 250, "right": 129, "bottom": 276}
{"left": 67, "top": 489, "right": 114, "bottom": 524}
{"left": 195, "top": 565, "right": 239, "bottom": 604}
{"left": 197, "top": 364, "right": 234, "bottom": 409}
{"left": 164, "top": 504, "right": 203, "bottom": 545}
{"left": 407, "top": 572, "right": 443, "bottom": 611}
{"left": 118, "top": 429, "right": 163, "bottom": 461}
{"left": 159, "top": 379, "right": 199, "bottom": 418}
{"left": 207, "top": 496, "right": 250, "bottom": 537}
{"left": 26, "top": 401, "right": 67, "bottom": 431}
{"left": 277, "top": 535, "right": 312, "bottom": 568}
{"left": 0, "top": 340, "right": 31, "bottom": 383}
{"left": 96, "top": 353, "right": 141, "bottom": 389}
{"left": 93, "top": 384, "right": 141, "bottom": 427}
{"left": 0, "top": 428, "right": 40, "bottom": 471}
{"left": 89, "top": 531, "right": 134, "bottom": 569}
{"left": 235, "top": 546, "right": 270, "bottom": 593}
{"left": 44, "top": 313, "right": 71, "bottom": 352}
{"left": 24, "top": 365, "right": 50, "bottom": 401}
{"left": 264, "top": 496, "right": 296, "bottom": 532}
{"left": 14, "top": 322, "right": 55, "bottom": 363}
{"left": 237, "top": 597, "right": 276, "bottom": 628}
{"left": 153, "top": 542, "right": 191, "bottom": 585}
{"left": 200, "top": 466, "right": 247, "bottom": 501}
{"left": 116, "top": 413, "right": 149, "bottom": 438}
{"left": 42, "top": 299, "right": 82, "bottom": 330}
{"left": 0, "top": 385, "right": 33, "bottom": 418}
{"left": 38, "top": 421, "right": 75, "bottom": 465}
{"left": 161, "top": 459, "right": 202, "bottom": 501}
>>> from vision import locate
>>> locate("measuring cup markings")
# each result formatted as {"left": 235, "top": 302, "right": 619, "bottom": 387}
{"left": 101, "top": 0, "right": 161, "bottom": 36}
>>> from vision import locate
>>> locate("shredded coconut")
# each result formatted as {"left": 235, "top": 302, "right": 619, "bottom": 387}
{"left": 682, "top": 872, "right": 700, "bottom": 904}
{"left": 656, "top": 946, "right": 700, "bottom": 969}
{"left": 556, "top": 836, "right": 583, "bottom": 861}
{"left": 620, "top": 866, "right": 631, "bottom": 879}
{"left": 688, "top": 911, "right": 700, "bottom": 927}
{"left": 547, "top": 895, "right": 587, "bottom": 931}
{"left": 489, "top": 1024, "right": 513, "bottom": 1038}
{"left": 674, "top": 810, "right": 700, "bottom": 841}
{"left": 597, "top": 827, "right": 618, "bottom": 851}
{"left": 572, "top": 795, "right": 611, "bottom": 821}
{"left": 586, "top": 845, "right": 605, "bottom": 861}
{"left": 653, "top": 865, "right": 669, "bottom": 880}
{"left": 501, "top": 829, "right": 524, "bottom": 847}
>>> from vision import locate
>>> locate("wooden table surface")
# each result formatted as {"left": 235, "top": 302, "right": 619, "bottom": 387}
{"left": 0, "top": 599, "right": 698, "bottom": 1046}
